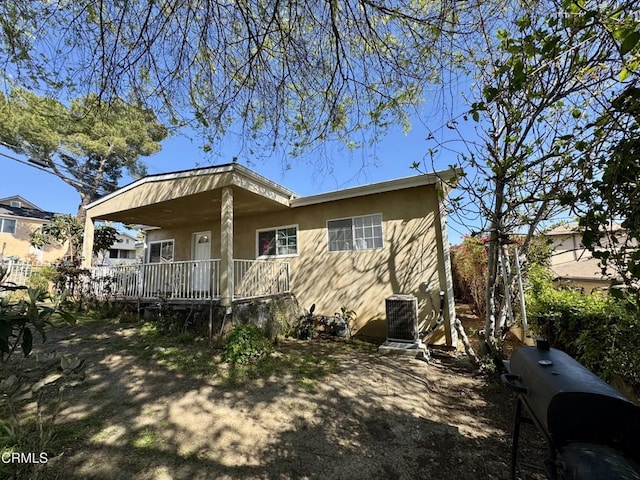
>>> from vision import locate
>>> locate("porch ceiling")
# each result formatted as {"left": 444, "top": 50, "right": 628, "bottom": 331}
{"left": 95, "top": 187, "right": 290, "bottom": 228}
{"left": 86, "top": 164, "right": 296, "bottom": 228}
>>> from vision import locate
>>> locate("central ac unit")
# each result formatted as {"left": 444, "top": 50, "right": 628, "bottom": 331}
{"left": 385, "top": 295, "right": 418, "bottom": 343}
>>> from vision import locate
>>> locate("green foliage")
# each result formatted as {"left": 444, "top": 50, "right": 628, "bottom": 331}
{"left": 526, "top": 264, "right": 640, "bottom": 396}
{"left": 0, "top": 1, "right": 447, "bottom": 156}
{"left": 0, "top": 284, "right": 74, "bottom": 363}
{"left": 0, "top": 88, "right": 167, "bottom": 213}
{"left": 29, "top": 215, "right": 119, "bottom": 263}
{"left": 0, "top": 267, "right": 83, "bottom": 479}
{"left": 426, "top": 0, "right": 631, "bottom": 348}
{"left": 30, "top": 215, "right": 116, "bottom": 266}
{"left": 524, "top": 234, "right": 553, "bottom": 268}
{"left": 561, "top": 1, "right": 640, "bottom": 298}
{"left": 571, "top": 88, "right": 640, "bottom": 295}
{"left": 47, "top": 258, "right": 91, "bottom": 305}
{"left": 223, "top": 324, "right": 272, "bottom": 365}
{"left": 27, "top": 265, "right": 55, "bottom": 293}
{"left": 93, "top": 225, "right": 119, "bottom": 255}
{"left": 30, "top": 214, "right": 84, "bottom": 262}
{"left": 450, "top": 236, "right": 487, "bottom": 318}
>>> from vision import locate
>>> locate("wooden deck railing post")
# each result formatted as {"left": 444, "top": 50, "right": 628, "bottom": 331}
{"left": 220, "top": 186, "right": 234, "bottom": 308}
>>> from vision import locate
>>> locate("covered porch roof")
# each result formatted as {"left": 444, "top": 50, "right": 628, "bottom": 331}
{"left": 83, "top": 163, "right": 300, "bottom": 306}
{"left": 85, "top": 163, "right": 298, "bottom": 229}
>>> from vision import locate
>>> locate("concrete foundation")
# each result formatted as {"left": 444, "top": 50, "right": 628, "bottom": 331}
{"left": 378, "top": 340, "right": 430, "bottom": 360}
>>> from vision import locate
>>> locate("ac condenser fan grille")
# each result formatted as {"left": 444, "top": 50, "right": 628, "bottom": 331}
{"left": 385, "top": 295, "right": 418, "bottom": 342}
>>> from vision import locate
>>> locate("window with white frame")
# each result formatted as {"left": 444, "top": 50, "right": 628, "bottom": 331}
{"left": 0, "top": 218, "right": 17, "bottom": 234}
{"left": 10, "top": 201, "right": 21, "bottom": 208}
{"left": 148, "top": 240, "right": 174, "bottom": 263}
{"left": 328, "top": 213, "right": 383, "bottom": 252}
{"left": 257, "top": 225, "right": 298, "bottom": 256}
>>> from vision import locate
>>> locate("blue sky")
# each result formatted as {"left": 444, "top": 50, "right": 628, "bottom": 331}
{"left": 0, "top": 112, "right": 472, "bottom": 245}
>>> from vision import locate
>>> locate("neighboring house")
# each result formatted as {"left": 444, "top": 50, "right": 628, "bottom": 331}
{"left": 544, "top": 223, "right": 622, "bottom": 293}
{"left": 81, "top": 164, "right": 458, "bottom": 346}
{"left": 94, "top": 231, "right": 143, "bottom": 266}
{"left": 0, "top": 195, "right": 67, "bottom": 264}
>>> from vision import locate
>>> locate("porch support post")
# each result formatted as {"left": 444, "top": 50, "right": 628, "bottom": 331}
{"left": 81, "top": 215, "right": 95, "bottom": 268}
{"left": 220, "top": 186, "right": 234, "bottom": 307}
{"left": 434, "top": 186, "right": 458, "bottom": 348}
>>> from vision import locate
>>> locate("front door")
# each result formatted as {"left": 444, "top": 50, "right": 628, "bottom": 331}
{"left": 191, "top": 231, "right": 211, "bottom": 292}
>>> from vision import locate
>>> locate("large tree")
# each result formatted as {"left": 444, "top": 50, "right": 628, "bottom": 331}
{"left": 415, "top": 0, "right": 629, "bottom": 357}
{"left": 0, "top": 1, "right": 457, "bottom": 155}
{"left": 0, "top": 89, "right": 167, "bottom": 222}
{"left": 568, "top": 0, "right": 640, "bottom": 295}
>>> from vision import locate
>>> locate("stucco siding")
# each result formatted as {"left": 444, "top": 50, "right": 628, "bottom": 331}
{"left": 249, "top": 186, "right": 441, "bottom": 341}
{"left": 0, "top": 217, "right": 66, "bottom": 263}
{"left": 145, "top": 184, "right": 448, "bottom": 343}
{"left": 145, "top": 225, "right": 221, "bottom": 262}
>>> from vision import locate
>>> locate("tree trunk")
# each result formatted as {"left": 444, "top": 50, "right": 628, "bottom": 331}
{"left": 76, "top": 195, "right": 90, "bottom": 227}
{"left": 496, "top": 244, "right": 513, "bottom": 334}
{"left": 71, "top": 195, "right": 92, "bottom": 263}
{"left": 455, "top": 318, "right": 481, "bottom": 368}
{"left": 484, "top": 171, "right": 505, "bottom": 355}
{"left": 484, "top": 227, "right": 500, "bottom": 343}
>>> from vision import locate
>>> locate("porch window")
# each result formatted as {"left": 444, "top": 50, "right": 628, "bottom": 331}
{"left": 0, "top": 218, "right": 17, "bottom": 234}
{"left": 257, "top": 225, "right": 298, "bottom": 257}
{"left": 328, "top": 213, "right": 383, "bottom": 252}
{"left": 148, "top": 240, "right": 174, "bottom": 263}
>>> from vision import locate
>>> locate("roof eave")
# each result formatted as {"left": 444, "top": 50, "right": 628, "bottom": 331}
{"left": 290, "top": 168, "right": 457, "bottom": 208}
{"left": 86, "top": 163, "right": 299, "bottom": 211}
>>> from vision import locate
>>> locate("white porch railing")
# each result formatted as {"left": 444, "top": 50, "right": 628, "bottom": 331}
{"left": 90, "top": 258, "right": 289, "bottom": 301}
{"left": 92, "top": 260, "right": 221, "bottom": 300}
{"left": 234, "top": 259, "right": 290, "bottom": 298}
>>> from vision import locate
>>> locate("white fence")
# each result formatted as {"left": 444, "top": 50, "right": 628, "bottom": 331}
{"left": 91, "top": 259, "right": 290, "bottom": 301}
{"left": 0, "top": 259, "right": 47, "bottom": 287}
{"left": 91, "top": 260, "right": 221, "bottom": 300}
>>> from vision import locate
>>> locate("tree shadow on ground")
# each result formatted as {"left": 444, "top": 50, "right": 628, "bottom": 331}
{"left": 18, "top": 319, "right": 539, "bottom": 480}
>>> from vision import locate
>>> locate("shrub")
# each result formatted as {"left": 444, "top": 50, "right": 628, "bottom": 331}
{"left": 450, "top": 236, "right": 488, "bottom": 318}
{"left": 0, "top": 274, "right": 83, "bottom": 479}
{"left": 27, "top": 265, "right": 55, "bottom": 293}
{"left": 452, "top": 235, "right": 553, "bottom": 319}
{"left": 526, "top": 264, "right": 640, "bottom": 397}
{"left": 223, "top": 324, "right": 272, "bottom": 364}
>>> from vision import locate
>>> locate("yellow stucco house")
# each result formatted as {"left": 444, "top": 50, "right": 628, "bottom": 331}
{"left": 82, "top": 164, "right": 458, "bottom": 346}
{"left": 0, "top": 195, "right": 67, "bottom": 264}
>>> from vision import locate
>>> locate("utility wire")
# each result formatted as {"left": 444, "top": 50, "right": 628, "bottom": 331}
{"left": 0, "top": 149, "right": 88, "bottom": 189}
{"left": 0, "top": 146, "right": 118, "bottom": 192}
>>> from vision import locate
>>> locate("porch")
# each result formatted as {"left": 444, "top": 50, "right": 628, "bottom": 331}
{"left": 90, "top": 258, "right": 290, "bottom": 302}
{"left": 82, "top": 164, "right": 298, "bottom": 307}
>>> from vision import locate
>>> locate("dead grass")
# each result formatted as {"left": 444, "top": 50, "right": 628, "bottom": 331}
{"left": 1, "top": 311, "right": 536, "bottom": 480}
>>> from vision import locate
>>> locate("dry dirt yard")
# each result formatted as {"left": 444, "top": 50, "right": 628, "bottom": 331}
{"left": 21, "top": 314, "right": 527, "bottom": 480}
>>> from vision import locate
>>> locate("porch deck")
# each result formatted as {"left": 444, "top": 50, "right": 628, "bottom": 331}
{"left": 90, "top": 259, "right": 290, "bottom": 302}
